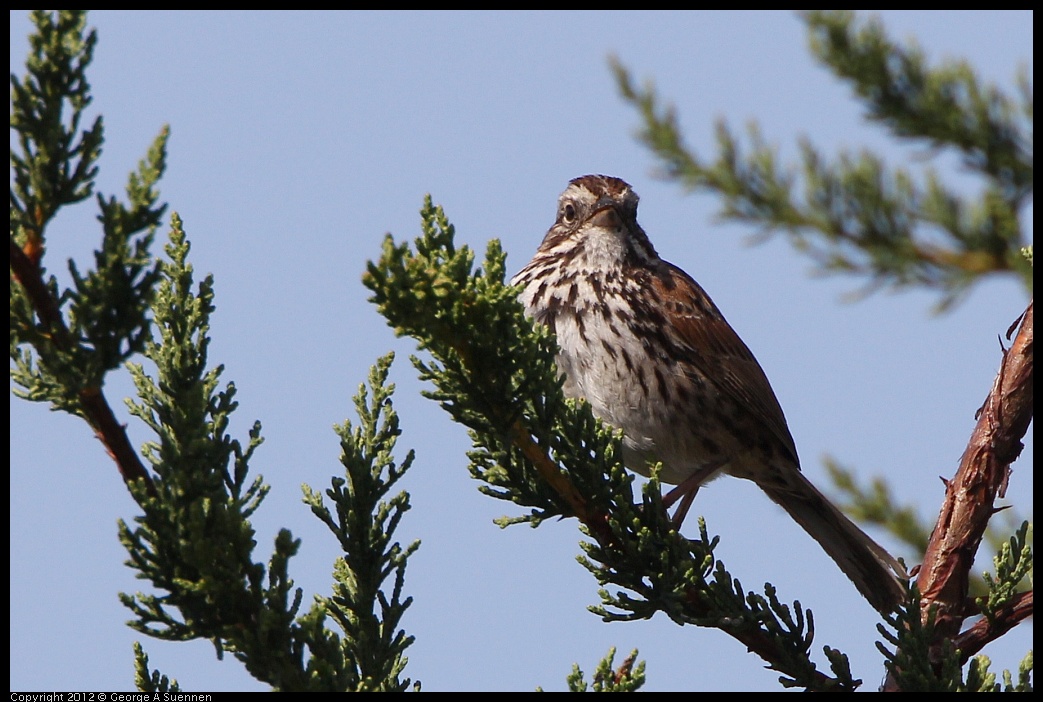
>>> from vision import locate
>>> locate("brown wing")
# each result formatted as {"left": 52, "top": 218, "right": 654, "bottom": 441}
{"left": 648, "top": 261, "right": 800, "bottom": 467}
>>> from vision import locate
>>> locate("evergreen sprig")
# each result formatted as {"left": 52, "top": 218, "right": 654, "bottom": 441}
{"left": 10, "top": 9, "right": 168, "bottom": 412}
{"left": 878, "top": 582, "right": 1034, "bottom": 691}
{"left": 610, "top": 10, "right": 1032, "bottom": 309}
{"left": 979, "top": 522, "right": 1033, "bottom": 621}
{"left": 132, "top": 642, "right": 180, "bottom": 694}
{"left": 10, "top": 9, "right": 164, "bottom": 492}
{"left": 805, "top": 11, "right": 1032, "bottom": 207}
{"left": 964, "top": 652, "right": 1034, "bottom": 693}
{"left": 10, "top": 10, "right": 102, "bottom": 233}
{"left": 119, "top": 216, "right": 306, "bottom": 686}
{"left": 302, "top": 353, "right": 420, "bottom": 691}
{"left": 877, "top": 586, "right": 963, "bottom": 691}
{"left": 121, "top": 221, "right": 421, "bottom": 691}
{"left": 548, "top": 647, "right": 646, "bottom": 692}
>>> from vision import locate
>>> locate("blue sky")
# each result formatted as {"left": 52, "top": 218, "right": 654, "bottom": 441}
{"left": 10, "top": 10, "right": 1032, "bottom": 692}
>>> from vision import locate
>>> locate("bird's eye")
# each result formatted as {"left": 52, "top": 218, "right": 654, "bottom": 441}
{"left": 561, "top": 202, "right": 577, "bottom": 224}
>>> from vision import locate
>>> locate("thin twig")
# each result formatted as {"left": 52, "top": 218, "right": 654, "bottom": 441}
{"left": 952, "top": 590, "right": 1034, "bottom": 663}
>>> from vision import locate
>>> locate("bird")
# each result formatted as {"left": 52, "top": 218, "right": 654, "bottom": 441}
{"left": 511, "top": 174, "right": 906, "bottom": 613}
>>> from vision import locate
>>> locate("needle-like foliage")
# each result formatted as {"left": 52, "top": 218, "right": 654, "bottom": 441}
{"left": 610, "top": 10, "right": 1031, "bottom": 311}
{"left": 11, "top": 11, "right": 419, "bottom": 691}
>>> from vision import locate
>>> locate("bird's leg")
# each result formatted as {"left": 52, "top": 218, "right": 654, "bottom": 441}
{"left": 667, "top": 485, "right": 700, "bottom": 529}
{"left": 662, "top": 462, "right": 722, "bottom": 529}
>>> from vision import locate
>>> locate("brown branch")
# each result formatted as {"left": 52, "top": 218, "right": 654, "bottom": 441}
{"left": 914, "top": 300, "right": 1033, "bottom": 663}
{"left": 11, "top": 239, "right": 156, "bottom": 498}
{"left": 952, "top": 590, "right": 1034, "bottom": 663}
{"left": 11, "top": 239, "right": 70, "bottom": 342}
{"left": 79, "top": 386, "right": 157, "bottom": 498}
{"left": 508, "top": 419, "right": 615, "bottom": 546}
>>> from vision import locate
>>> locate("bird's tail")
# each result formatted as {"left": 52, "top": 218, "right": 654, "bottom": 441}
{"left": 762, "top": 469, "right": 907, "bottom": 615}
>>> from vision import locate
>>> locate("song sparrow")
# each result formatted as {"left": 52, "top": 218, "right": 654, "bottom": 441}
{"left": 512, "top": 175, "right": 906, "bottom": 613}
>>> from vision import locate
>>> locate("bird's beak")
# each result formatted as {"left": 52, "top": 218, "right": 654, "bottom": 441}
{"left": 587, "top": 198, "right": 624, "bottom": 231}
